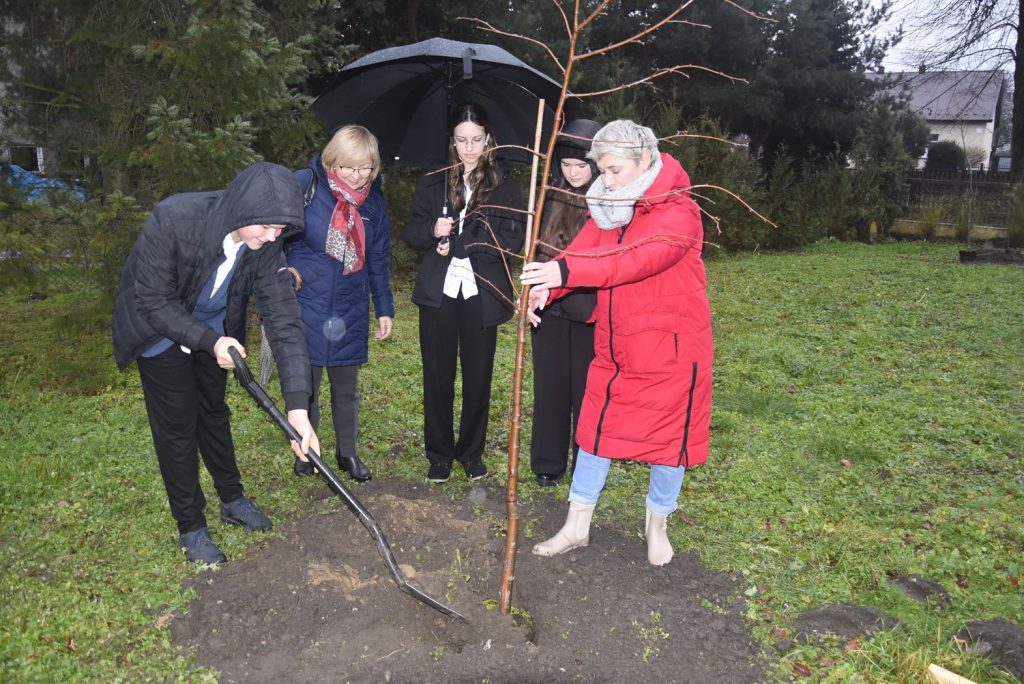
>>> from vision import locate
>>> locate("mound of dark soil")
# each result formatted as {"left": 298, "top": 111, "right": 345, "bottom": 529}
{"left": 959, "top": 247, "right": 1024, "bottom": 265}
{"left": 171, "top": 478, "right": 767, "bottom": 683}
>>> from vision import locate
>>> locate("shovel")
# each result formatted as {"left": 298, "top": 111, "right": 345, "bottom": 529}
{"left": 227, "top": 346, "right": 464, "bottom": 621}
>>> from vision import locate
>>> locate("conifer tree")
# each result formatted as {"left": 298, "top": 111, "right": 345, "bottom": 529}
{"left": 0, "top": 0, "right": 343, "bottom": 200}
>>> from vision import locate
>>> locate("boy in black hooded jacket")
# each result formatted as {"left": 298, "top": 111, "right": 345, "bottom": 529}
{"left": 113, "top": 162, "right": 320, "bottom": 564}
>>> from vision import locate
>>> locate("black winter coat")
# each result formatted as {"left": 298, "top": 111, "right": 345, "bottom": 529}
{"left": 403, "top": 167, "right": 525, "bottom": 327}
{"left": 112, "top": 162, "right": 313, "bottom": 410}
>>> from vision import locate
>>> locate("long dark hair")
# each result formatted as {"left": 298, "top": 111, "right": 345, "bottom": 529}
{"left": 537, "top": 179, "right": 591, "bottom": 260}
{"left": 537, "top": 118, "right": 600, "bottom": 260}
{"left": 447, "top": 103, "right": 500, "bottom": 217}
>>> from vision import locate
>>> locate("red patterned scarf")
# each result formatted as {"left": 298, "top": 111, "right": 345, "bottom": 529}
{"left": 324, "top": 169, "right": 370, "bottom": 274}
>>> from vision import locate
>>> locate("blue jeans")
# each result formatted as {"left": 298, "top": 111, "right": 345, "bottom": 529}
{"left": 568, "top": 447, "right": 686, "bottom": 516}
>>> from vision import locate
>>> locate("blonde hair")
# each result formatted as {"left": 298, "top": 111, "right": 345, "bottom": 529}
{"left": 322, "top": 125, "right": 381, "bottom": 181}
{"left": 588, "top": 119, "right": 659, "bottom": 163}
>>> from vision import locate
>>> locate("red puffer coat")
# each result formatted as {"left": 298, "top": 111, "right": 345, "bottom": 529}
{"left": 548, "top": 153, "right": 712, "bottom": 467}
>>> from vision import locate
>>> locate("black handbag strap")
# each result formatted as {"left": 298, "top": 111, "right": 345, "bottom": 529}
{"left": 300, "top": 167, "right": 316, "bottom": 207}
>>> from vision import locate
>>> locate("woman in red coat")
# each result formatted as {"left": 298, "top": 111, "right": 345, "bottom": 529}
{"left": 521, "top": 119, "right": 712, "bottom": 566}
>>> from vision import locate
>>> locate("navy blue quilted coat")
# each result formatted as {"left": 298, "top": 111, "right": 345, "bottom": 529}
{"left": 286, "top": 156, "right": 395, "bottom": 367}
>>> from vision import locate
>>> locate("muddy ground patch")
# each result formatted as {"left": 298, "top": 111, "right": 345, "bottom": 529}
{"left": 171, "top": 478, "right": 767, "bottom": 683}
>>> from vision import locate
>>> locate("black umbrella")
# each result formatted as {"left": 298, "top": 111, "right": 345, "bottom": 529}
{"left": 311, "top": 37, "right": 574, "bottom": 166}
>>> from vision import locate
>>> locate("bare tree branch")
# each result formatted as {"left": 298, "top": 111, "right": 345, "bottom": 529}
{"left": 549, "top": 0, "right": 573, "bottom": 52}
{"left": 689, "top": 183, "right": 776, "bottom": 227}
{"left": 572, "top": 64, "right": 745, "bottom": 98}
{"left": 579, "top": 0, "right": 615, "bottom": 33}
{"left": 660, "top": 132, "right": 749, "bottom": 148}
{"left": 721, "top": 0, "right": 777, "bottom": 24}
{"left": 458, "top": 17, "right": 566, "bottom": 74}
{"left": 576, "top": 1, "right": 697, "bottom": 61}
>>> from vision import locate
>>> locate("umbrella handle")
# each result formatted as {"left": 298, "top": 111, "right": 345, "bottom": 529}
{"left": 439, "top": 203, "right": 450, "bottom": 244}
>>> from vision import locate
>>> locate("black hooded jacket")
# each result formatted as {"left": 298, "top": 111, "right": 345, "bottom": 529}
{"left": 112, "top": 162, "right": 312, "bottom": 410}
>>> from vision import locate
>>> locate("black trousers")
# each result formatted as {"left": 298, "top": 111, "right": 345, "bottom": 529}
{"left": 418, "top": 293, "right": 498, "bottom": 466}
{"left": 137, "top": 345, "right": 244, "bottom": 534}
{"left": 530, "top": 315, "right": 595, "bottom": 477}
{"left": 310, "top": 364, "right": 360, "bottom": 465}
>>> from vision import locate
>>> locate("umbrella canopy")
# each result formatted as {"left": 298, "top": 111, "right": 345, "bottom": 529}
{"left": 311, "top": 37, "right": 574, "bottom": 167}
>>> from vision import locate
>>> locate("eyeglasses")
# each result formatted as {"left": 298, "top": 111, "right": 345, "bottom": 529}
{"left": 453, "top": 135, "right": 487, "bottom": 149}
{"left": 337, "top": 165, "right": 375, "bottom": 176}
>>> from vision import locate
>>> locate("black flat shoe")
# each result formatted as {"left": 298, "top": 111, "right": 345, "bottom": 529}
{"left": 294, "top": 456, "right": 314, "bottom": 477}
{"left": 462, "top": 458, "right": 488, "bottom": 481}
{"left": 338, "top": 455, "right": 372, "bottom": 482}
{"left": 535, "top": 473, "right": 561, "bottom": 487}
{"left": 427, "top": 461, "right": 451, "bottom": 483}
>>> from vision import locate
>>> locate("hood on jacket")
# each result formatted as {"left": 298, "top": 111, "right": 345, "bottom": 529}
{"left": 210, "top": 161, "right": 306, "bottom": 240}
{"left": 639, "top": 153, "right": 692, "bottom": 210}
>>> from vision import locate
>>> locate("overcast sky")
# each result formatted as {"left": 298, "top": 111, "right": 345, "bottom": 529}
{"left": 876, "top": 0, "right": 925, "bottom": 72}
{"left": 874, "top": 0, "right": 1018, "bottom": 75}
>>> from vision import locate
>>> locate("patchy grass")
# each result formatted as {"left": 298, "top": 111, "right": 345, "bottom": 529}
{"left": 596, "top": 240, "right": 1024, "bottom": 682}
{"left": 1, "top": 240, "right": 1022, "bottom": 682}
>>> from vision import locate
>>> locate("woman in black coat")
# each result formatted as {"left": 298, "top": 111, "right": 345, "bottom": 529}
{"left": 112, "top": 162, "right": 319, "bottom": 565}
{"left": 403, "top": 103, "right": 525, "bottom": 483}
{"left": 530, "top": 119, "right": 601, "bottom": 486}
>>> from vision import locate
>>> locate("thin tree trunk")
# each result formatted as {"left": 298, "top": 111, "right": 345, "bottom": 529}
{"left": 499, "top": 41, "right": 578, "bottom": 613}
{"left": 1012, "top": 0, "right": 1023, "bottom": 179}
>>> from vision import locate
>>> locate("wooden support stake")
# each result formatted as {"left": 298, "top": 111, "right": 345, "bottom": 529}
{"left": 498, "top": 97, "right": 547, "bottom": 614}
{"left": 927, "top": 663, "right": 977, "bottom": 684}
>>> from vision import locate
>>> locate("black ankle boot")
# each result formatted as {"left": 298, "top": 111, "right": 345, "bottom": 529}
{"left": 338, "top": 455, "right": 371, "bottom": 482}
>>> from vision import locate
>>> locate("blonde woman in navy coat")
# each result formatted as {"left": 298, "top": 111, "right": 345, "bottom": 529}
{"left": 287, "top": 125, "right": 395, "bottom": 482}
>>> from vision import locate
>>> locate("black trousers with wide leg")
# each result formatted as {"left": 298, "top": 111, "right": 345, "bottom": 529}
{"left": 530, "top": 314, "right": 595, "bottom": 478}
{"left": 137, "top": 345, "right": 245, "bottom": 534}
{"left": 418, "top": 293, "right": 498, "bottom": 468}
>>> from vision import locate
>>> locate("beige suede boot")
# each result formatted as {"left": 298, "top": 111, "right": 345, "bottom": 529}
{"left": 532, "top": 501, "right": 595, "bottom": 556}
{"left": 645, "top": 508, "right": 674, "bottom": 566}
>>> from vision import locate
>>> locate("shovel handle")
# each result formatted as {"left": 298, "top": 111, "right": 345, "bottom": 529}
{"left": 226, "top": 346, "right": 465, "bottom": 620}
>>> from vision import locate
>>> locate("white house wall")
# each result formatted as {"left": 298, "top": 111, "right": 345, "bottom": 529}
{"left": 919, "top": 121, "right": 997, "bottom": 169}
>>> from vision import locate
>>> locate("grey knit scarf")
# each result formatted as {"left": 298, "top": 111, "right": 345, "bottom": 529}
{"left": 585, "top": 154, "right": 663, "bottom": 230}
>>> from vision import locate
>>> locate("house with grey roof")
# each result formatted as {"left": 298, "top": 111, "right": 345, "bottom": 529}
{"left": 867, "top": 69, "right": 1006, "bottom": 171}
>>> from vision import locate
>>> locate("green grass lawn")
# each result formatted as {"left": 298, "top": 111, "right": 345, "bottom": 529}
{"left": 1, "top": 240, "right": 1021, "bottom": 682}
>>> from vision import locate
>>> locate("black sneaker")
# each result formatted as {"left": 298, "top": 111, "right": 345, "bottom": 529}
{"left": 179, "top": 527, "right": 226, "bottom": 564}
{"left": 220, "top": 496, "right": 272, "bottom": 532}
{"left": 463, "top": 458, "right": 488, "bottom": 481}
{"left": 426, "top": 462, "right": 451, "bottom": 484}
{"left": 535, "top": 473, "right": 561, "bottom": 487}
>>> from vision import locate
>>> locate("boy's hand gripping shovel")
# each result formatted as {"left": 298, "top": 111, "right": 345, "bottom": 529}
{"left": 228, "top": 347, "right": 464, "bottom": 620}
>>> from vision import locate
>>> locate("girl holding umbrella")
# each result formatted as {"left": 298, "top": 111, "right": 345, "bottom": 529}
{"left": 404, "top": 103, "right": 526, "bottom": 483}
{"left": 521, "top": 119, "right": 713, "bottom": 566}
{"left": 286, "top": 125, "right": 396, "bottom": 482}
{"left": 530, "top": 118, "right": 601, "bottom": 487}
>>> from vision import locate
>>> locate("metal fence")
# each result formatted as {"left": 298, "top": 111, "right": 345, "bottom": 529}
{"left": 1, "top": 198, "right": 145, "bottom": 294}
{"left": 905, "top": 170, "right": 1018, "bottom": 228}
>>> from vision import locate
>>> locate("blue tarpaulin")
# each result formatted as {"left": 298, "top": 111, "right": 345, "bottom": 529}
{"left": 4, "top": 164, "right": 87, "bottom": 203}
